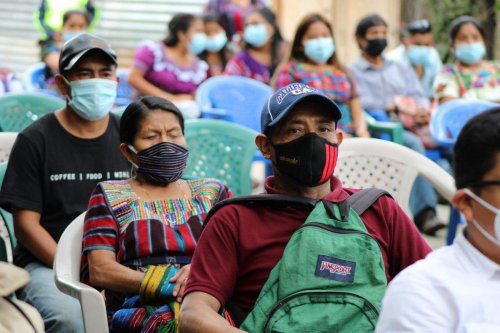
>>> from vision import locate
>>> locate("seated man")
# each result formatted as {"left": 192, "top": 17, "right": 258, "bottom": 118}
{"left": 350, "top": 14, "right": 445, "bottom": 235}
{"left": 179, "top": 83, "right": 432, "bottom": 332}
{"left": 0, "top": 33, "right": 130, "bottom": 333}
{"left": 376, "top": 107, "right": 500, "bottom": 332}
{"left": 386, "top": 19, "right": 442, "bottom": 100}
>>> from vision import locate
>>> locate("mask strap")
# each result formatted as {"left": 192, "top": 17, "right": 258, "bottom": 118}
{"left": 471, "top": 219, "right": 500, "bottom": 247}
{"left": 127, "top": 145, "right": 139, "bottom": 169}
{"left": 464, "top": 188, "right": 500, "bottom": 214}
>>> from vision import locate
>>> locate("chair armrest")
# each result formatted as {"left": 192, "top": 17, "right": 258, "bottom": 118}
{"left": 54, "top": 267, "right": 109, "bottom": 333}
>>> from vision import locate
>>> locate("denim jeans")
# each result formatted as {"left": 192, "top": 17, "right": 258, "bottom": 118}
{"left": 20, "top": 261, "right": 84, "bottom": 333}
{"left": 403, "top": 130, "right": 437, "bottom": 215}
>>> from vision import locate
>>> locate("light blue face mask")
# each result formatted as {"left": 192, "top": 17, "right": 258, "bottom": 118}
{"left": 455, "top": 42, "right": 486, "bottom": 65}
{"left": 62, "top": 31, "right": 83, "bottom": 43}
{"left": 63, "top": 77, "right": 117, "bottom": 121}
{"left": 304, "top": 37, "right": 335, "bottom": 65}
{"left": 189, "top": 33, "right": 207, "bottom": 55}
{"left": 244, "top": 23, "right": 269, "bottom": 47}
{"left": 406, "top": 45, "right": 432, "bottom": 66}
{"left": 205, "top": 32, "right": 228, "bottom": 53}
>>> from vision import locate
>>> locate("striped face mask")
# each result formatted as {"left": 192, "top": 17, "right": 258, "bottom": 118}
{"left": 128, "top": 141, "right": 189, "bottom": 185}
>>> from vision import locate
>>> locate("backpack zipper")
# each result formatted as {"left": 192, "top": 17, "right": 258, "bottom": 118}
{"left": 299, "top": 222, "right": 379, "bottom": 242}
{"left": 263, "top": 290, "right": 379, "bottom": 332}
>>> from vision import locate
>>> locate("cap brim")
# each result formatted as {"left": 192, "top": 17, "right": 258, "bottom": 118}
{"left": 63, "top": 47, "right": 117, "bottom": 71}
{"left": 267, "top": 94, "right": 342, "bottom": 130}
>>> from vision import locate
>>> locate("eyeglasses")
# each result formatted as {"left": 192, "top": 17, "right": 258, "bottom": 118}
{"left": 407, "top": 19, "right": 431, "bottom": 34}
{"left": 462, "top": 179, "right": 500, "bottom": 188}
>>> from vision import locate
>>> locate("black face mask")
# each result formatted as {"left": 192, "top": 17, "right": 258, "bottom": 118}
{"left": 272, "top": 133, "right": 339, "bottom": 187}
{"left": 365, "top": 38, "right": 387, "bottom": 57}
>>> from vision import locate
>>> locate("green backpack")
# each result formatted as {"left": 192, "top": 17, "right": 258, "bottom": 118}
{"left": 207, "top": 188, "right": 389, "bottom": 333}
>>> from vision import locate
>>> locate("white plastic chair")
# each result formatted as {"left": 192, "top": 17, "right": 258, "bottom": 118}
{"left": 0, "top": 132, "right": 18, "bottom": 163}
{"left": 53, "top": 212, "right": 109, "bottom": 333}
{"left": 335, "top": 138, "right": 455, "bottom": 217}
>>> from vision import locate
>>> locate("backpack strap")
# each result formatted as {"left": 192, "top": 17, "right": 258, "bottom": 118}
{"left": 203, "top": 194, "right": 317, "bottom": 227}
{"left": 335, "top": 188, "right": 391, "bottom": 222}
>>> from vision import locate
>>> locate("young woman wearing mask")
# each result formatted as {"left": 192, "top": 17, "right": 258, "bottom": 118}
{"left": 81, "top": 96, "right": 232, "bottom": 332}
{"left": 127, "top": 14, "right": 208, "bottom": 104}
{"left": 224, "top": 7, "right": 287, "bottom": 84}
{"left": 434, "top": 16, "right": 500, "bottom": 104}
{"left": 273, "top": 14, "right": 369, "bottom": 137}
{"left": 199, "top": 12, "right": 231, "bottom": 78}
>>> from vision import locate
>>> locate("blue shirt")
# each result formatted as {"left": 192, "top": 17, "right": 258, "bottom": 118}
{"left": 349, "top": 56, "right": 428, "bottom": 111}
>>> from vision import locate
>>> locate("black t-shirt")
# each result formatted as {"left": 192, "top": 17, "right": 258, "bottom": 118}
{"left": 0, "top": 113, "right": 130, "bottom": 267}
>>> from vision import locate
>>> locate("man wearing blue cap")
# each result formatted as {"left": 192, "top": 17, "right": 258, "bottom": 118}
{"left": 179, "top": 83, "right": 431, "bottom": 332}
{"left": 0, "top": 33, "right": 129, "bottom": 332}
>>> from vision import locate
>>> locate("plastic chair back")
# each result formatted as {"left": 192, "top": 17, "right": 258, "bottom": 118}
{"left": 115, "top": 69, "right": 134, "bottom": 107}
{"left": 0, "top": 132, "right": 18, "bottom": 163}
{"left": 0, "top": 93, "right": 65, "bottom": 132}
{"left": 0, "top": 161, "right": 14, "bottom": 263}
{"left": 196, "top": 75, "right": 273, "bottom": 132}
{"left": 335, "top": 138, "right": 455, "bottom": 217}
{"left": 54, "top": 212, "right": 109, "bottom": 333}
{"left": 183, "top": 119, "right": 258, "bottom": 196}
{"left": 430, "top": 99, "right": 497, "bottom": 148}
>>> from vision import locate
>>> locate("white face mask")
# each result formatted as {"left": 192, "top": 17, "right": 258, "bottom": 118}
{"left": 464, "top": 188, "right": 500, "bottom": 246}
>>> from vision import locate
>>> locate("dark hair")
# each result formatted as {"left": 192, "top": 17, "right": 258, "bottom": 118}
{"left": 163, "top": 13, "right": 197, "bottom": 47}
{"left": 199, "top": 11, "right": 228, "bottom": 66}
{"left": 454, "top": 107, "right": 500, "bottom": 190}
{"left": 355, "top": 14, "right": 387, "bottom": 38}
{"left": 407, "top": 19, "right": 431, "bottom": 35}
{"left": 289, "top": 14, "right": 340, "bottom": 67}
{"left": 448, "top": 15, "right": 485, "bottom": 44}
{"left": 120, "top": 96, "right": 185, "bottom": 145}
{"left": 245, "top": 7, "right": 284, "bottom": 73}
{"left": 62, "top": 9, "right": 91, "bottom": 26}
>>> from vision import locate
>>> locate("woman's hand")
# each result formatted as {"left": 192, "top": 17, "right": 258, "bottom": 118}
{"left": 170, "top": 264, "right": 191, "bottom": 302}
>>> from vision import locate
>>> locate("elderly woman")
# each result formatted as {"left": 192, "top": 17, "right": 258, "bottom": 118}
{"left": 80, "top": 96, "right": 231, "bottom": 332}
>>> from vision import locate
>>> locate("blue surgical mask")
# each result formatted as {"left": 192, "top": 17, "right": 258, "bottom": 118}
{"left": 406, "top": 45, "right": 432, "bottom": 66}
{"left": 62, "top": 31, "right": 84, "bottom": 43}
{"left": 455, "top": 43, "right": 485, "bottom": 65}
{"left": 205, "top": 32, "right": 228, "bottom": 53}
{"left": 304, "top": 37, "right": 335, "bottom": 65}
{"left": 243, "top": 23, "right": 269, "bottom": 47}
{"left": 189, "top": 33, "right": 207, "bottom": 55}
{"left": 63, "top": 77, "right": 117, "bottom": 121}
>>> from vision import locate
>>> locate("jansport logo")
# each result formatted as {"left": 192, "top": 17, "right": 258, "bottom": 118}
{"left": 319, "top": 261, "right": 352, "bottom": 275}
{"left": 315, "top": 255, "right": 356, "bottom": 283}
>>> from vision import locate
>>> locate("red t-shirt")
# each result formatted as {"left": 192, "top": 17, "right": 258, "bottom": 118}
{"left": 184, "top": 176, "right": 431, "bottom": 315}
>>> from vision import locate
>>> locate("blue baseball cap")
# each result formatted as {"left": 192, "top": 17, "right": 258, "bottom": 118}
{"left": 261, "top": 83, "right": 342, "bottom": 133}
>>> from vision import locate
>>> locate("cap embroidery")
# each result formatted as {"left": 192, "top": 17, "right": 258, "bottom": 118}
{"left": 275, "top": 83, "right": 317, "bottom": 104}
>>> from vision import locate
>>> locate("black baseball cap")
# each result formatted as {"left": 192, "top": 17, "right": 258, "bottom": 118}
{"left": 261, "top": 83, "right": 342, "bottom": 133}
{"left": 59, "top": 33, "right": 117, "bottom": 72}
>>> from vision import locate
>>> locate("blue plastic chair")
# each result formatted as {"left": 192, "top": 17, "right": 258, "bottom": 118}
{"left": 430, "top": 99, "right": 497, "bottom": 244}
{"left": 115, "top": 69, "right": 134, "bottom": 107}
{"left": 22, "top": 62, "right": 60, "bottom": 97}
{"left": 196, "top": 75, "right": 273, "bottom": 132}
{"left": 430, "top": 99, "right": 497, "bottom": 148}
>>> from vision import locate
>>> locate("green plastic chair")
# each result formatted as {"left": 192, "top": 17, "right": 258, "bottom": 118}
{"left": 183, "top": 119, "right": 258, "bottom": 196}
{"left": 0, "top": 162, "right": 15, "bottom": 262}
{"left": 365, "top": 113, "right": 404, "bottom": 145}
{"left": 0, "top": 92, "right": 65, "bottom": 132}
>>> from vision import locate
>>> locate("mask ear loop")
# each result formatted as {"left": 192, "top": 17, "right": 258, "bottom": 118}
{"left": 59, "top": 75, "right": 73, "bottom": 103}
{"left": 127, "top": 145, "right": 140, "bottom": 170}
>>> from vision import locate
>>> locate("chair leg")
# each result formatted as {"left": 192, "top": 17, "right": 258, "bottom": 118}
{"left": 446, "top": 207, "right": 462, "bottom": 245}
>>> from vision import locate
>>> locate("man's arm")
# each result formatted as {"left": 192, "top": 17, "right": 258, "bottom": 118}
{"left": 13, "top": 208, "right": 57, "bottom": 267}
{"left": 179, "top": 292, "right": 246, "bottom": 333}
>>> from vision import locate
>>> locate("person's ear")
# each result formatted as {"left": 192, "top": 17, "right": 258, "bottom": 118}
{"left": 336, "top": 128, "right": 344, "bottom": 145}
{"left": 178, "top": 30, "right": 189, "bottom": 45}
{"left": 120, "top": 143, "right": 137, "bottom": 165}
{"left": 55, "top": 74, "right": 70, "bottom": 97}
{"left": 255, "top": 134, "right": 272, "bottom": 159}
{"left": 356, "top": 35, "right": 365, "bottom": 50}
{"left": 452, "top": 189, "right": 474, "bottom": 222}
